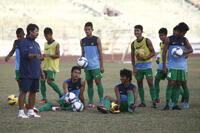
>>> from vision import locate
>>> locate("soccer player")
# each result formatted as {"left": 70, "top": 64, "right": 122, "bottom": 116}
{"left": 18, "top": 24, "right": 42, "bottom": 118}
{"left": 97, "top": 69, "right": 137, "bottom": 113}
{"left": 154, "top": 28, "right": 168, "bottom": 103}
{"left": 36, "top": 66, "right": 85, "bottom": 112}
{"left": 40, "top": 27, "right": 63, "bottom": 104}
{"left": 80, "top": 22, "right": 104, "bottom": 108}
{"left": 131, "top": 25, "right": 156, "bottom": 108}
{"left": 162, "top": 22, "right": 193, "bottom": 110}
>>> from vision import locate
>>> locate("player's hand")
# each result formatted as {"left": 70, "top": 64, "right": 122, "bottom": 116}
{"left": 100, "top": 66, "right": 104, "bottom": 73}
{"left": 37, "top": 55, "right": 44, "bottom": 60}
{"left": 5, "top": 56, "right": 10, "bottom": 62}
{"left": 163, "top": 65, "right": 167, "bottom": 74}
{"left": 43, "top": 54, "right": 50, "bottom": 58}
{"left": 136, "top": 56, "right": 146, "bottom": 61}
{"left": 40, "top": 71, "right": 45, "bottom": 80}
{"left": 185, "top": 54, "right": 189, "bottom": 59}
{"left": 133, "top": 69, "right": 138, "bottom": 76}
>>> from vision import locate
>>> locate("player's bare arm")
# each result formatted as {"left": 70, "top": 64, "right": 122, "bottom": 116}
{"left": 62, "top": 81, "right": 69, "bottom": 95}
{"left": 5, "top": 43, "right": 16, "bottom": 62}
{"left": 40, "top": 66, "right": 45, "bottom": 80}
{"left": 43, "top": 44, "right": 60, "bottom": 59}
{"left": 184, "top": 39, "right": 193, "bottom": 55}
{"left": 79, "top": 79, "right": 86, "bottom": 106}
{"left": 162, "top": 37, "right": 170, "bottom": 74}
{"left": 80, "top": 40, "right": 85, "bottom": 57}
{"left": 131, "top": 42, "right": 138, "bottom": 75}
{"left": 114, "top": 86, "right": 121, "bottom": 106}
{"left": 97, "top": 37, "right": 104, "bottom": 73}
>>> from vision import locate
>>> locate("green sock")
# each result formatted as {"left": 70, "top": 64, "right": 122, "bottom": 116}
{"left": 180, "top": 88, "right": 184, "bottom": 97}
{"left": 184, "top": 87, "right": 189, "bottom": 103}
{"left": 48, "top": 81, "right": 64, "bottom": 97}
{"left": 166, "top": 85, "right": 173, "bottom": 106}
{"left": 128, "top": 91, "right": 134, "bottom": 107}
{"left": 61, "top": 105, "right": 72, "bottom": 110}
{"left": 97, "top": 84, "right": 104, "bottom": 102}
{"left": 40, "top": 80, "right": 47, "bottom": 100}
{"left": 88, "top": 85, "right": 94, "bottom": 104}
{"left": 150, "top": 86, "right": 156, "bottom": 103}
{"left": 103, "top": 97, "right": 111, "bottom": 110}
{"left": 154, "top": 79, "right": 160, "bottom": 100}
{"left": 37, "top": 102, "right": 53, "bottom": 112}
{"left": 138, "top": 87, "right": 145, "bottom": 104}
{"left": 174, "top": 86, "right": 181, "bottom": 106}
{"left": 19, "top": 88, "right": 27, "bottom": 104}
{"left": 171, "top": 88, "right": 175, "bottom": 103}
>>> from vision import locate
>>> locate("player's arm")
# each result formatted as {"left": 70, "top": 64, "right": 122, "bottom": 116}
{"left": 114, "top": 86, "right": 121, "bottom": 106}
{"left": 144, "top": 39, "right": 156, "bottom": 60}
{"left": 184, "top": 39, "right": 193, "bottom": 55}
{"left": 131, "top": 42, "right": 138, "bottom": 75}
{"left": 97, "top": 37, "right": 104, "bottom": 73}
{"left": 80, "top": 40, "right": 85, "bottom": 57}
{"left": 79, "top": 79, "right": 86, "bottom": 106}
{"left": 62, "top": 81, "right": 69, "bottom": 95}
{"left": 40, "top": 65, "right": 45, "bottom": 80}
{"left": 44, "top": 44, "right": 60, "bottom": 59}
{"left": 162, "top": 37, "right": 170, "bottom": 74}
{"left": 5, "top": 43, "right": 16, "bottom": 62}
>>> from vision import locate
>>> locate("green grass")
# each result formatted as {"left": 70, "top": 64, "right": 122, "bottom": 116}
{"left": 0, "top": 58, "right": 200, "bottom": 133}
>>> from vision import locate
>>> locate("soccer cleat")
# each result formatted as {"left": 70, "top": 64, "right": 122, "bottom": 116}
{"left": 110, "top": 103, "right": 120, "bottom": 114}
{"left": 52, "top": 107, "right": 61, "bottom": 111}
{"left": 162, "top": 105, "right": 170, "bottom": 111}
{"left": 33, "top": 108, "right": 39, "bottom": 113}
{"left": 156, "top": 99, "right": 161, "bottom": 104}
{"left": 97, "top": 106, "right": 109, "bottom": 114}
{"left": 27, "top": 112, "right": 41, "bottom": 118}
{"left": 39, "top": 99, "right": 47, "bottom": 104}
{"left": 128, "top": 104, "right": 136, "bottom": 113}
{"left": 183, "top": 103, "right": 189, "bottom": 109}
{"left": 99, "top": 101, "right": 103, "bottom": 107}
{"left": 86, "top": 104, "right": 95, "bottom": 108}
{"left": 181, "top": 96, "right": 185, "bottom": 103}
{"left": 18, "top": 113, "right": 29, "bottom": 119}
{"left": 152, "top": 103, "right": 157, "bottom": 108}
{"left": 169, "top": 102, "right": 174, "bottom": 108}
{"left": 138, "top": 103, "right": 146, "bottom": 107}
{"left": 172, "top": 105, "right": 181, "bottom": 110}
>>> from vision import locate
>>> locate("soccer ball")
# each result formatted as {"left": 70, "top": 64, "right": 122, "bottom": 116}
{"left": 136, "top": 49, "right": 145, "bottom": 57}
{"left": 72, "top": 101, "right": 84, "bottom": 112}
{"left": 64, "top": 92, "right": 76, "bottom": 104}
{"left": 171, "top": 47, "right": 183, "bottom": 58}
{"left": 156, "top": 53, "right": 161, "bottom": 61}
{"left": 77, "top": 57, "right": 88, "bottom": 68}
{"left": 8, "top": 94, "right": 18, "bottom": 105}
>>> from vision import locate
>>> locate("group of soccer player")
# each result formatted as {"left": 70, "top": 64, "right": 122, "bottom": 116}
{"left": 5, "top": 21, "right": 193, "bottom": 118}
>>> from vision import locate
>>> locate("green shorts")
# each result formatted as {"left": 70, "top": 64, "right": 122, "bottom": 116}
{"left": 119, "top": 101, "right": 128, "bottom": 112}
{"left": 56, "top": 99, "right": 72, "bottom": 108}
{"left": 15, "top": 70, "right": 19, "bottom": 80}
{"left": 44, "top": 70, "right": 56, "bottom": 80}
{"left": 84, "top": 68, "right": 102, "bottom": 81}
{"left": 135, "top": 69, "right": 153, "bottom": 80}
{"left": 167, "top": 69, "right": 187, "bottom": 82}
{"left": 155, "top": 69, "right": 166, "bottom": 80}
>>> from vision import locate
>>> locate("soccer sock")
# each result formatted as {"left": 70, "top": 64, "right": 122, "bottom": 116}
{"left": 97, "top": 84, "right": 104, "bottom": 102}
{"left": 166, "top": 85, "right": 173, "bottom": 106}
{"left": 48, "top": 81, "right": 64, "bottom": 97}
{"left": 171, "top": 88, "right": 175, "bottom": 103}
{"left": 154, "top": 79, "right": 160, "bottom": 100}
{"left": 103, "top": 97, "right": 111, "bottom": 110}
{"left": 61, "top": 105, "right": 72, "bottom": 110}
{"left": 150, "top": 86, "right": 156, "bottom": 103}
{"left": 37, "top": 102, "right": 53, "bottom": 112}
{"left": 88, "top": 85, "right": 94, "bottom": 104}
{"left": 138, "top": 87, "right": 145, "bottom": 104}
{"left": 184, "top": 87, "right": 189, "bottom": 103}
{"left": 174, "top": 86, "right": 181, "bottom": 106}
{"left": 180, "top": 88, "right": 184, "bottom": 97}
{"left": 40, "top": 80, "right": 47, "bottom": 100}
{"left": 19, "top": 88, "right": 27, "bottom": 104}
{"left": 128, "top": 92, "right": 134, "bottom": 107}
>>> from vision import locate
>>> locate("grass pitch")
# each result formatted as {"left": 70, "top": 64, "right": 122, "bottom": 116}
{"left": 0, "top": 58, "right": 200, "bottom": 133}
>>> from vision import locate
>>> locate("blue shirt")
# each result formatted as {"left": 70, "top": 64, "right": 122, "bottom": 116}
{"left": 136, "top": 62, "right": 152, "bottom": 70}
{"left": 81, "top": 36, "right": 100, "bottom": 70}
{"left": 19, "top": 35, "right": 41, "bottom": 79}
{"left": 14, "top": 40, "right": 21, "bottom": 70}
{"left": 116, "top": 83, "right": 136, "bottom": 101}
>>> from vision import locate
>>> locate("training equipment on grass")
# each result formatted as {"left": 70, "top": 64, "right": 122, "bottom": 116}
{"left": 64, "top": 92, "right": 76, "bottom": 103}
{"left": 77, "top": 57, "right": 88, "bottom": 68}
{"left": 72, "top": 101, "right": 84, "bottom": 112}
{"left": 8, "top": 94, "right": 18, "bottom": 105}
{"left": 136, "top": 49, "right": 145, "bottom": 57}
{"left": 171, "top": 47, "right": 183, "bottom": 58}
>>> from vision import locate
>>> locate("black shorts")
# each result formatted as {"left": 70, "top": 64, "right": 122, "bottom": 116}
{"left": 20, "top": 78, "right": 39, "bottom": 92}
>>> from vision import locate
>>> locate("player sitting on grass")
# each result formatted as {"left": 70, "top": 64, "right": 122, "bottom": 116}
{"left": 97, "top": 69, "right": 137, "bottom": 114}
{"left": 35, "top": 66, "right": 85, "bottom": 112}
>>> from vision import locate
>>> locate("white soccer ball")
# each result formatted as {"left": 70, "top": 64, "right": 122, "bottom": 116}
{"left": 171, "top": 47, "right": 183, "bottom": 58}
{"left": 64, "top": 92, "right": 76, "bottom": 104}
{"left": 77, "top": 57, "right": 88, "bottom": 68}
{"left": 72, "top": 101, "right": 84, "bottom": 112}
{"left": 156, "top": 53, "right": 161, "bottom": 61}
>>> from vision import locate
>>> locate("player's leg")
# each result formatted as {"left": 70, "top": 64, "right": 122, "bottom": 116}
{"left": 180, "top": 71, "right": 189, "bottom": 108}
{"left": 47, "top": 71, "right": 63, "bottom": 98}
{"left": 97, "top": 96, "right": 114, "bottom": 113}
{"left": 136, "top": 70, "right": 145, "bottom": 107}
{"left": 37, "top": 100, "right": 61, "bottom": 112}
{"left": 40, "top": 71, "right": 47, "bottom": 103}
{"left": 127, "top": 90, "right": 135, "bottom": 112}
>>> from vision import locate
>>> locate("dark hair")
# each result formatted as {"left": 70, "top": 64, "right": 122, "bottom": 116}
{"left": 158, "top": 28, "right": 167, "bottom": 35}
{"left": 26, "top": 24, "right": 39, "bottom": 35}
{"left": 85, "top": 22, "right": 93, "bottom": 28}
{"left": 173, "top": 25, "right": 178, "bottom": 31}
{"left": 176, "top": 22, "right": 189, "bottom": 32}
{"left": 44, "top": 27, "right": 53, "bottom": 35}
{"left": 16, "top": 28, "right": 24, "bottom": 35}
{"left": 134, "top": 25, "right": 143, "bottom": 32}
{"left": 71, "top": 66, "right": 81, "bottom": 74}
{"left": 120, "top": 68, "right": 132, "bottom": 81}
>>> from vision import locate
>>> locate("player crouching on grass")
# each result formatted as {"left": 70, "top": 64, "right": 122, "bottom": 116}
{"left": 35, "top": 66, "right": 85, "bottom": 112}
{"left": 97, "top": 69, "right": 138, "bottom": 114}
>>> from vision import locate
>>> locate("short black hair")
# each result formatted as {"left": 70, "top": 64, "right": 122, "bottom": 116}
{"left": 44, "top": 27, "right": 53, "bottom": 35}
{"left": 26, "top": 23, "right": 39, "bottom": 35}
{"left": 16, "top": 28, "right": 24, "bottom": 35}
{"left": 176, "top": 22, "right": 189, "bottom": 32}
{"left": 71, "top": 66, "right": 81, "bottom": 74}
{"left": 120, "top": 68, "right": 132, "bottom": 81}
{"left": 134, "top": 25, "right": 143, "bottom": 32}
{"left": 173, "top": 25, "right": 178, "bottom": 31}
{"left": 85, "top": 22, "right": 93, "bottom": 28}
{"left": 158, "top": 28, "right": 167, "bottom": 35}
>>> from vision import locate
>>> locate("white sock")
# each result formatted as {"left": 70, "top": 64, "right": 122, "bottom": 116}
{"left": 19, "top": 110, "right": 25, "bottom": 114}
{"left": 28, "top": 109, "right": 34, "bottom": 114}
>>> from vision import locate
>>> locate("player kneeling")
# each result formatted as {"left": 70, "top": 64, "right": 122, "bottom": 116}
{"left": 97, "top": 69, "right": 138, "bottom": 114}
{"left": 35, "top": 66, "right": 85, "bottom": 113}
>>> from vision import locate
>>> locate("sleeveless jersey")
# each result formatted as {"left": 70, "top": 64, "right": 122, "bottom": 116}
{"left": 14, "top": 40, "right": 21, "bottom": 70}
{"left": 65, "top": 78, "right": 81, "bottom": 98}
{"left": 116, "top": 83, "right": 136, "bottom": 101}
{"left": 157, "top": 41, "right": 169, "bottom": 70}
